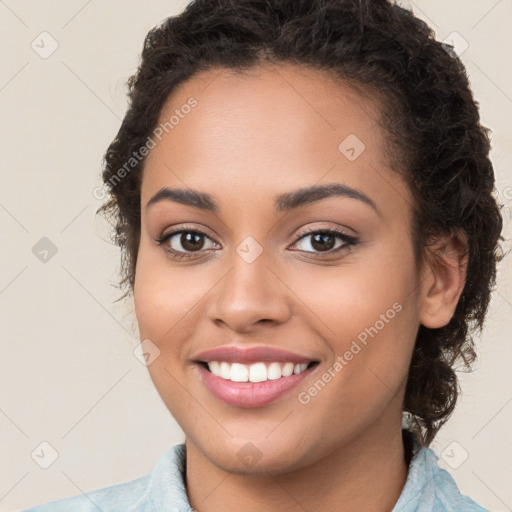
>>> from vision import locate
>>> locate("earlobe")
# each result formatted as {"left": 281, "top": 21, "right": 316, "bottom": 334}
{"left": 419, "top": 231, "right": 468, "bottom": 329}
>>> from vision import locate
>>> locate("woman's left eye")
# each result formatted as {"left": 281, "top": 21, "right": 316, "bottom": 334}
{"left": 291, "top": 228, "right": 359, "bottom": 256}
{"left": 156, "top": 226, "right": 358, "bottom": 259}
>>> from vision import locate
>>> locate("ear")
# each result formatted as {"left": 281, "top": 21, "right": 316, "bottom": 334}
{"left": 418, "top": 230, "right": 468, "bottom": 329}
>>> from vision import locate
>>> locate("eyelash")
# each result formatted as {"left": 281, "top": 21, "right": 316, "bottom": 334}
{"left": 155, "top": 225, "right": 359, "bottom": 260}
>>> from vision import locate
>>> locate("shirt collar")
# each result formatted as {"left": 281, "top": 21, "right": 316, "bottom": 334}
{"left": 145, "top": 443, "right": 192, "bottom": 511}
{"left": 147, "top": 434, "right": 473, "bottom": 512}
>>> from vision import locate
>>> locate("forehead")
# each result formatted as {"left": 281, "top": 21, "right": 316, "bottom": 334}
{"left": 150, "top": 63, "right": 384, "bottom": 159}
{"left": 140, "top": 63, "right": 410, "bottom": 219}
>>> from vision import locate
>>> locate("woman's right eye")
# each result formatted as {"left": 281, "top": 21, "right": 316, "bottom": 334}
{"left": 156, "top": 229, "right": 219, "bottom": 259}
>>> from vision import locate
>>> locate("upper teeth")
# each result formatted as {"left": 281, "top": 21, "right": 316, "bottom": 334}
{"left": 206, "top": 361, "right": 309, "bottom": 382}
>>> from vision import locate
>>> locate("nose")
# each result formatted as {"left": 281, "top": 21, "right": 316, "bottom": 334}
{"left": 206, "top": 249, "right": 292, "bottom": 333}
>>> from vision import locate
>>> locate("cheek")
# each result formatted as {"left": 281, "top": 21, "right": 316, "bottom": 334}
{"left": 295, "top": 237, "right": 418, "bottom": 343}
{"left": 292, "top": 237, "right": 419, "bottom": 411}
{"left": 133, "top": 240, "right": 207, "bottom": 344}
{"left": 133, "top": 248, "right": 206, "bottom": 418}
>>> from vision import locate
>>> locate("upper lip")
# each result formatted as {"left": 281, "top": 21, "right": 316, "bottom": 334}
{"left": 193, "top": 346, "right": 317, "bottom": 365}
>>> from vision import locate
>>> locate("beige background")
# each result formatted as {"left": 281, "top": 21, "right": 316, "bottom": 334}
{"left": 0, "top": 1, "right": 511, "bottom": 510}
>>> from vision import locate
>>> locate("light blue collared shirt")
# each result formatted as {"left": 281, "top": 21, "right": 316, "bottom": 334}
{"left": 21, "top": 442, "right": 490, "bottom": 511}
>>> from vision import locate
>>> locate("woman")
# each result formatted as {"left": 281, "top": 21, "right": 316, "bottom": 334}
{"left": 24, "top": 0, "right": 503, "bottom": 510}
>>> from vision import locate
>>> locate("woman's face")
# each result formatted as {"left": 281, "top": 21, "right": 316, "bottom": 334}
{"left": 134, "top": 64, "right": 424, "bottom": 474}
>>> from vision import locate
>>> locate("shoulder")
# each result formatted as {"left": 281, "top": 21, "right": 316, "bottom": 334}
{"left": 393, "top": 444, "right": 492, "bottom": 512}
{"left": 20, "top": 444, "right": 192, "bottom": 512}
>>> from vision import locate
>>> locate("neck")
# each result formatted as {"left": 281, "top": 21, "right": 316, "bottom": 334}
{"left": 185, "top": 423, "right": 409, "bottom": 512}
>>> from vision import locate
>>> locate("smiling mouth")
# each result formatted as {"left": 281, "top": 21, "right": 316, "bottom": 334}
{"left": 197, "top": 360, "right": 319, "bottom": 383}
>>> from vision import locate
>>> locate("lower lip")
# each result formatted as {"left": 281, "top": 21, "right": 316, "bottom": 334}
{"left": 196, "top": 363, "right": 316, "bottom": 408}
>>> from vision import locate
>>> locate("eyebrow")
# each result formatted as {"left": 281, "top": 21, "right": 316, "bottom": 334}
{"left": 146, "top": 182, "right": 380, "bottom": 215}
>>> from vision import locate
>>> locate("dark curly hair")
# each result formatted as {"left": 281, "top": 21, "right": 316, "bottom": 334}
{"left": 97, "top": 0, "right": 504, "bottom": 446}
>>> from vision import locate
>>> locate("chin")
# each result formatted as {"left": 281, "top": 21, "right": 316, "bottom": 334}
{"left": 190, "top": 434, "right": 317, "bottom": 477}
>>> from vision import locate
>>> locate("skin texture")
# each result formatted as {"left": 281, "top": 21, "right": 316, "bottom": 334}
{"left": 133, "top": 64, "right": 467, "bottom": 512}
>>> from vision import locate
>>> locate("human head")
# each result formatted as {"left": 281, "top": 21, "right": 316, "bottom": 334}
{"left": 97, "top": 0, "right": 503, "bottom": 449}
